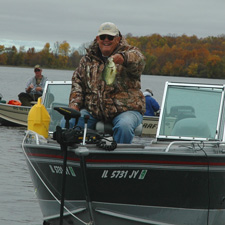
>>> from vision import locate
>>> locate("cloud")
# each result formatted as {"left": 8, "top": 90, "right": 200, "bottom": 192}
{"left": 1, "top": 0, "right": 224, "bottom": 50}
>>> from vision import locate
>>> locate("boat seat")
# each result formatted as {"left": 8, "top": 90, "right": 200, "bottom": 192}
{"left": 30, "top": 101, "right": 37, "bottom": 106}
{"left": 171, "top": 118, "right": 211, "bottom": 138}
{"left": 95, "top": 121, "right": 143, "bottom": 136}
{"left": 169, "top": 105, "right": 196, "bottom": 122}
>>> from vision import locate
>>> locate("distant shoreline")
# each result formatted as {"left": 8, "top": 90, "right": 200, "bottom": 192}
{"left": 0, "top": 65, "right": 74, "bottom": 71}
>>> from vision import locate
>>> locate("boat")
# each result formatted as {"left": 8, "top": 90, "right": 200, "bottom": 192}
{"left": 22, "top": 81, "right": 225, "bottom": 225}
{"left": 141, "top": 115, "right": 159, "bottom": 137}
{"left": 0, "top": 90, "right": 31, "bottom": 126}
{"left": 0, "top": 102, "right": 31, "bottom": 126}
{"left": 0, "top": 81, "right": 69, "bottom": 127}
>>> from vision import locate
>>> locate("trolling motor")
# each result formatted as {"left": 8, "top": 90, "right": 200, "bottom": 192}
{"left": 54, "top": 106, "right": 81, "bottom": 129}
{"left": 52, "top": 107, "right": 116, "bottom": 225}
{"left": 53, "top": 107, "right": 102, "bottom": 146}
{"left": 53, "top": 107, "right": 117, "bottom": 150}
{"left": 53, "top": 106, "right": 81, "bottom": 225}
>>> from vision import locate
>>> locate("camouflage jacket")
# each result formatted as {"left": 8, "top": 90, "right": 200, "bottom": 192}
{"left": 69, "top": 37, "right": 146, "bottom": 122}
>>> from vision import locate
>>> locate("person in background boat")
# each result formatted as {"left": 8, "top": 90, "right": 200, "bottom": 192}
{"left": 65, "top": 22, "right": 146, "bottom": 144}
{"left": 18, "top": 65, "right": 48, "bottom": 106}
{"left": 143, "top": 89, "right": 160, "bottom": 116}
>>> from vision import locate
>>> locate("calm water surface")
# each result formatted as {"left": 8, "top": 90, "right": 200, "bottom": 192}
{"left": 1, "top": 66, "right": 225, "bottom": 224}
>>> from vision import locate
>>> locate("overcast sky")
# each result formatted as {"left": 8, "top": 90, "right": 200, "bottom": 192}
{"left": 1, "top": 0, "right": 224, "bottom": 51}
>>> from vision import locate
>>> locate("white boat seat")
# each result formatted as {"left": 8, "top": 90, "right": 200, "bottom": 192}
{"left": 169, "top": 105, "right": 196, "bottom": 124}
{"left": 171, "top": 118, "right": 211, "bottom": 138}
{"left": 30, "top": 101, "right": 37, "bottom": 106}
{"left": 95, "top": 121, "right": 143, "bottom": 136}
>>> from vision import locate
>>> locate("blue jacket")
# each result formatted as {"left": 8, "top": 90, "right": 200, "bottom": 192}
{"left": 144, "top": 95, "right": 160, "bottom": 116}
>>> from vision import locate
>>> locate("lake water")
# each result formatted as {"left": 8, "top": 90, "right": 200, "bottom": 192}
{"left": 1, "top": 66, "right": 225, "bottom": 225}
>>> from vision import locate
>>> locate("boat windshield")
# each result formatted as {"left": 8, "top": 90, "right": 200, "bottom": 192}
{"left": 42, "top": 81, "right": 72, "bottom": 132}
{"left": 157, "top": 83, "right": 225, "bottom": 141}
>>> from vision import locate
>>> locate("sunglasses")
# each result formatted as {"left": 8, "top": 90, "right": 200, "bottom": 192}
{"left": 99, "top": 35, "right": 115, "bottom": 41}
{"left": 34, "top": 69, "right": 41, "bottom": 72}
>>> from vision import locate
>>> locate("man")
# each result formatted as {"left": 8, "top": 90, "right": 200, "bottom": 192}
{"left": 143, "top": 89, "right": 160, "bottom": 116}
{"left": 69, "top": 22, "right": 146, "bottom": 143}
{"left": 18, "top": 65, "right": 48, "bottom": 106}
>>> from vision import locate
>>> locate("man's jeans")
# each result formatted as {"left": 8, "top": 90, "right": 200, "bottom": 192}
{"left": 60, "top": 109, "right": 143, "bottom": 144}
{"left": 18, "top": 92, "right": 42, "bottom": 106}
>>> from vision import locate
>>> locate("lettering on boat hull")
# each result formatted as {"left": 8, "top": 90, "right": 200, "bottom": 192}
{"left": 142, "top": 116, "right": 159, "bottom": 137}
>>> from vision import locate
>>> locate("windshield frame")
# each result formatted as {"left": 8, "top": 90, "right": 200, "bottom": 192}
{"left": 156, "top": 82, "right": 225, "bottom": 141}
{"left": 42, "top": 81, "right": 72, "bottom": 133}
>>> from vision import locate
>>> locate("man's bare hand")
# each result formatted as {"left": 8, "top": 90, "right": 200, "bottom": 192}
{"left": 112, "top": 54, "right": 124, "bottom": 65}
{"left": 36, "top": 87, "right": 42, "bottom": 92}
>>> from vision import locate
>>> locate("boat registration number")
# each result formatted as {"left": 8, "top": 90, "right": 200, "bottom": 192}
{"left": 49, "top": 164, "right": 76, "bottom": 177}
{"left": 101, "top": 169, "right": 147, "bottom": 180}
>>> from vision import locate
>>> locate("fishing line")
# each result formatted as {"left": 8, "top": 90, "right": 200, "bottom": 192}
{"left": 22, "top": 132, "right": 89, "bottom": 225}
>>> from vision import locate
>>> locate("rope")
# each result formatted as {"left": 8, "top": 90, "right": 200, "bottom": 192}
{"left": 22, "top": 132, "right": 89, "bottom": 225}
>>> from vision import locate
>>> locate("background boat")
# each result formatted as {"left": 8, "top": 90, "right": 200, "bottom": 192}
{"left": 0, "top": 102, "right": 30, "bottom": 126}
{"left": 142, "top": 115, "right": 159, "bottom": 137}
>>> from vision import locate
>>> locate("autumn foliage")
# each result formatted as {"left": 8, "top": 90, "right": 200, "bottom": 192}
{"left": 126, "top": 34, "right": 225, "bottom": 78}
{"left": 1, "top": 34, "right": 225, "bottom": 78}
{"left": 0, "top": 41, "right": 82, "bottom": 70}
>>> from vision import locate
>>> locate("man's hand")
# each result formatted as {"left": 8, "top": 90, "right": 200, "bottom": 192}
{"left": 36, "top": 87, "right": 42, "bottom": 92}
{"left": 26, "top": 83, "right": 34, "bottom": 92}
{"left": 70, "top": 105, "right": 80, "bottom": 111}
{"left": 112, "top": 54, "right": 124, "bottom": 65}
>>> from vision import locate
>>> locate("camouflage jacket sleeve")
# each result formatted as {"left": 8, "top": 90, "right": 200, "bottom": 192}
{"left": 69, "top": 57, "right": 86, "bottom": 109}
{"left": 120, "top": 46, "right": 146, "bottom": 78}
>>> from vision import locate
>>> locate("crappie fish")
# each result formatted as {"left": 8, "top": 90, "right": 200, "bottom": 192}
{"left": 102, "top": 57, "right": 117, "bottom": 85}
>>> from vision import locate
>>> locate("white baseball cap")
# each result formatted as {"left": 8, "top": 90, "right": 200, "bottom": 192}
{"left": 98, "top": 22, "right": 119, "bottom": 36}
{"left": 34, "top": 64, "right": 41, "bottom": 70}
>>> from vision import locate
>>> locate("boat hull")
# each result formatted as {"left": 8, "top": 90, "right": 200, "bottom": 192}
{"left": 22, "top": 140, "right": 225, "bottom": 225}
{"left": 142, "top": 116, "right": 158, "bottom": 137}
{"left": 0, "top": 103, "right": 30, "bottom": 126}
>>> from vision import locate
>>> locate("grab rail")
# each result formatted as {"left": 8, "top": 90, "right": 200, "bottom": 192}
{"left": 165, "top": 141, "right": 225, "bottom": 152}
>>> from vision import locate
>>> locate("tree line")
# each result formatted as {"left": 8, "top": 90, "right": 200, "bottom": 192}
{"left": 0, "top": 34, "right": 225, "bottom": 78}
{"left": 127, "top": 34, "right": 225, "bottom": 78}
{"left": 0, "top": 41, "right": 83, "bottom": 70}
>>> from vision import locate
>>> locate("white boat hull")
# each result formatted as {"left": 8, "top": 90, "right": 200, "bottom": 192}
{"left": 142, "top": 116, "right": 158, "bottom": 137}
{"left": 0, "top": 103, "right": 30, "bottom": 126}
